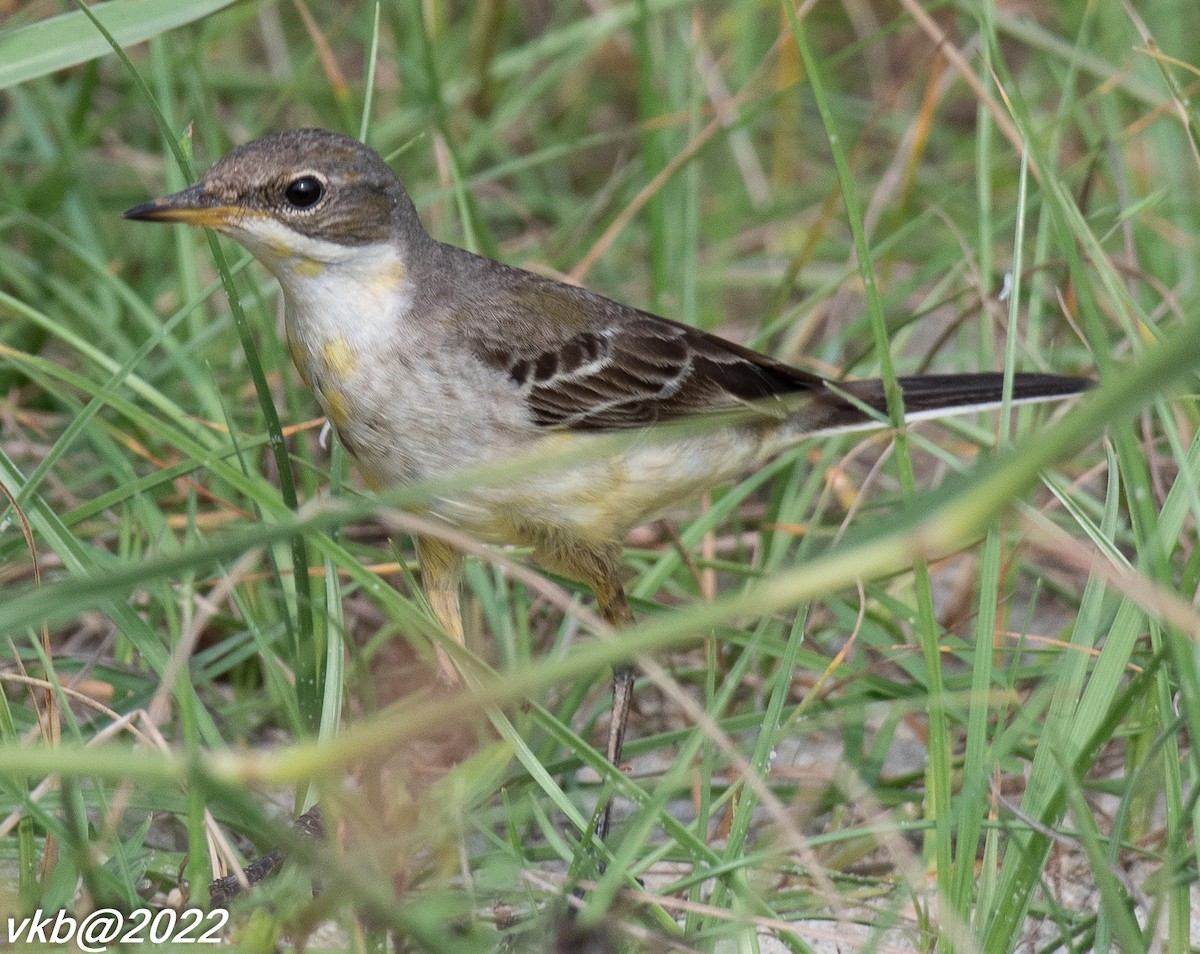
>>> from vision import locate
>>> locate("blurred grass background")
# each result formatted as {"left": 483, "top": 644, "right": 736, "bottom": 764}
{"left": 2, "top": 0, "right": 1199, "bottom": 951}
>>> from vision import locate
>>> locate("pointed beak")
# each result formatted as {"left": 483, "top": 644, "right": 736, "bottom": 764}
{"left": 123, "top": 182, "right": 243, "bottom": 229}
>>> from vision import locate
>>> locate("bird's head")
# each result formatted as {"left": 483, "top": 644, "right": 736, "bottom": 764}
{"left": 124, "top": 128, "right": 425, "bottom": 271}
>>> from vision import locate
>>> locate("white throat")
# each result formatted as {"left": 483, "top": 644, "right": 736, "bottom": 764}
{"left": 228, "top": 216, "right": 412, "bottom": 348}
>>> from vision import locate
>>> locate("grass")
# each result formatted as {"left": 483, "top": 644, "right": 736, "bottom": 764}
{"left": 2, "top": 1, "right": 1199, "bottom": 951}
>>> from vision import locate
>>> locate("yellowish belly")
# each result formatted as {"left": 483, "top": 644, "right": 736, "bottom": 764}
{"left": 427, "top": 428, "right": 770, "bottom": 550}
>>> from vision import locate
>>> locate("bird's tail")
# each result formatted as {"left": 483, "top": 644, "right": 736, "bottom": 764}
{"left": 803, "top": 372, "right": 1090, "bottom": 437}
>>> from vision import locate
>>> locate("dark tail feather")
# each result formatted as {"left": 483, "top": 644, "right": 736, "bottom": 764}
{"left": 810, "top": 372, "right": 1091, "bottom": 434}
{"left": 891, "top": 372, "right": 1089, "bottom": 414}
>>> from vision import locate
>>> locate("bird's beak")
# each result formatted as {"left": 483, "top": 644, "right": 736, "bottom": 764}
{"left": 123, "top": 182, "right": 242, "bottom": 229}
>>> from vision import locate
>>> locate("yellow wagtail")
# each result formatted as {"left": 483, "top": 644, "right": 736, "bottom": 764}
{"left": 126, "top": 128, "right": 1089, "bottom": 841}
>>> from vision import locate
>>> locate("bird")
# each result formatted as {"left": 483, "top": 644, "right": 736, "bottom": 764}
{"left": 125, "top": 127, "right": 1089, "bottom": 844}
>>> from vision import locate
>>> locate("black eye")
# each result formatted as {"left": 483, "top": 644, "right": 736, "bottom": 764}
{"left": 284, "top": 175, "right": 324, "bottom": 209}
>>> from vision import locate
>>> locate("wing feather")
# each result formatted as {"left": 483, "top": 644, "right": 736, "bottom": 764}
{"left": 468, "top": 290, "right": 821, "bottom": 429}
{"left": 454, "top": 264, "right": 1088, "bottom": 433}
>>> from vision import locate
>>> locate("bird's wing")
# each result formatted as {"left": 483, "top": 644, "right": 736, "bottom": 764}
{"left": 465, "top": 281, "right": 824, "bottom": 430}
{"left": 456, "top": 262, "right": 1090, "bottom": 433}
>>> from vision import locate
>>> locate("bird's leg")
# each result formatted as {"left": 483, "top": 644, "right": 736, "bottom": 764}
{"left": 593, "top": 577, "right": 636, "bottom": 842}
{"left": 415, "top": 534, "right": 466, "bottom": 684}
{"left": 208, "top": 805, "right": 325, "bottom": 907}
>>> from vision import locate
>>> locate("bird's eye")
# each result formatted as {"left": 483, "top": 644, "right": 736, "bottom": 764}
{"left": 284, "top": 175, "right": 324, "bottom": 209}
